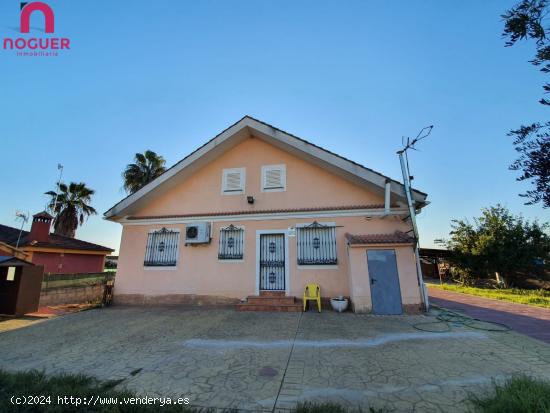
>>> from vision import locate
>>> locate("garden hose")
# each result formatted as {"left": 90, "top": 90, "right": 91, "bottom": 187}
{"left": 412, "top": 304, "right": 511, "bottom": 333}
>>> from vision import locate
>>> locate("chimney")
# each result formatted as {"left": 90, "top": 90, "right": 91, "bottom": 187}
{"left": 29, "top": 211, "right": 53, "bottom": 242}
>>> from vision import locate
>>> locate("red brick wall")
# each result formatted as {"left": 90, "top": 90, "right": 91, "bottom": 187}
{"left": 31, "top": 252, "right": 105, "bottom": 274}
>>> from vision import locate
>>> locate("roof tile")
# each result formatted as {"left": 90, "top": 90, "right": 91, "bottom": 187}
{"left": 345, "top": 231, "right": 414, "bottom": 245}
{"left": 127, "top": 204, "right": 390, "bottom": 220}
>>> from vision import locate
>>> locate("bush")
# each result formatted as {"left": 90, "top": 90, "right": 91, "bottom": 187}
{"left": 443, "top": 205, "right": 550, "bottom": 287}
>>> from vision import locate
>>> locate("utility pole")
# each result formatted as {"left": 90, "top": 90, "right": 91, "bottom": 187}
{"left": 397, "top": 126, "right": 433, "bottom": 311}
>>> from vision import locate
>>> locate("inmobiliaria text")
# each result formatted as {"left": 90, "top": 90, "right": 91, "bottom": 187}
{"left": 3, "top": 37, "right": 70, "bottom": 57}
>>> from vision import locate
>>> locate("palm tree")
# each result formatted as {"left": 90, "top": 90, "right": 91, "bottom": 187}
{"left": 45, "top": 182, "right": 97, "bottom": 238}
{"left": 123, "top": 150, "right": 166, "bottom": 194}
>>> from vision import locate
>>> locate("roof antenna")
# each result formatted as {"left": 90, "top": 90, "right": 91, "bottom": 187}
{"left": 14, "top": 211, "right": 29, "bottom": 249}
{"left": 396, "top": 125, "right": 433, "bottom": 311}
{"left": 50, "top": 163, "right": 64, "bottom": 231}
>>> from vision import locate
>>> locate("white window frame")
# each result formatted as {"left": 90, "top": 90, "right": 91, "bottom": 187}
{"left": 218, "top": 225, "right": 245, "bottom": 262}
{"left": 221, "top": 167, "right": 246, "bottom": 195}
{"left": 261, "top": 164, "right": 286, "bottom": 192}
{"left": 296, "top": 222, "right": 338, "bottom": 269}
{"left": 143, "top": 228, "right": 180, "bottom": 270}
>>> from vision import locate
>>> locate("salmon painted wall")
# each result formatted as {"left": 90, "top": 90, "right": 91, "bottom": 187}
{"left": 31, "top": 252, "right": 105, "bottom": 274}
{"left": 114, "top": 134, "right": 421, "bottom": 308}
{"left": 115, "top": 215, "right": 415, "bottom": 301}
{"left": 135, "top": 135, "right": 384, "bottom": 217}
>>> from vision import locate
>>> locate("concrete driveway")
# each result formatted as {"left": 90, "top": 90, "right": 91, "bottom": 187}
{"left": 1, "top": 307, "right": 550, "bottom": 412}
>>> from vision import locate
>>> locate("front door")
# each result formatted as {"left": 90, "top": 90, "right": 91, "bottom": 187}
{"left": 259, "top": 233, "right": 285, "bottom": 291}
{"left": 367, "top": 249, "right": 403, "bottom": 315}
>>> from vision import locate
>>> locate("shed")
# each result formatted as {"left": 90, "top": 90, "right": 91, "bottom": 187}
{"left": 0, "top": 256, "right": 43, "bottom": 316}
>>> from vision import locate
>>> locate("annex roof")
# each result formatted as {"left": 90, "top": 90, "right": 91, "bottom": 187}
{"left": 345, "top": 231, "right": 415, "bottom": 245}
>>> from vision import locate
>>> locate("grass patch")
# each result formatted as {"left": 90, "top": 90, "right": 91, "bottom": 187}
{"left": 470, "top": 375, "right": 550, "bottom": 412}
{"left": 42, "top": 276, "right": 107, "bottom": 290}
{"left": 0, "top": 369, "right": 373, "bottom": 412}
{"left": 427, "top": 283, "right": 550, "bottom": 308}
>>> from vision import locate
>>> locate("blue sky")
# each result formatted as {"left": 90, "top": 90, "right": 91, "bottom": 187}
{"left": 1, "top": 0, "right": 548, "bottom": 253}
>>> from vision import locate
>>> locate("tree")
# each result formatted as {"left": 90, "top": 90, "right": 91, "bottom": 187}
{"left": 444, "top": 205, "right": 550, "bottom": 286}
{"left": 45, "top": 182, "right": 97, "bottom": 238}
{"left": 502, "top": 0, "right": 550, "bottom": 208}
{"left": 122, "top": 150, "right": 166, "bottom": 194}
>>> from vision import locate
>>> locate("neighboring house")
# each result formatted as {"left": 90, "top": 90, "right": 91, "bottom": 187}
{"left": 105, "top": 116, "right": 429, "bottom": 314}
{"left": 419, "top": 248, "right": 451, "bottom": 281}
{"left": 105, "top": 255, "right": 118, "bottom": 269}
{"left": 0, "top": 212, "right": 113, "bottom": 274}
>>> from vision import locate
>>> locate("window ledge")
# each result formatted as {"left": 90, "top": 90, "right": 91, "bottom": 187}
{"left": 297, "top": 265, "right": 339, "bottom": 270}
{"left": 144, "top": 266, "right": 179, "bottom": 271}
{"left": 261, "top": 187, "right": 286, "bottom": 193}
{"left": 217, "top": 259, "right": 244, "bottom": 263}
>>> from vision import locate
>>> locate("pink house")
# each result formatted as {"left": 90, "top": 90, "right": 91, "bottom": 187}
{"left": 105, "top": 116, "right": 429, "bottom": 314}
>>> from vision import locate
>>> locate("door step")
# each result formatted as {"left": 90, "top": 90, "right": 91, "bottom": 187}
{"left": 236, "top": 294, "right": 302, "bottom": 312}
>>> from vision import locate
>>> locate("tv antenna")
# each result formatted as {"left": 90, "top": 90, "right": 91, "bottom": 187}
{"left": 14, "top": 210, "right": 29, "bottom": 249}
{"left": 51, "top": 163, "right": 64, "bottom": 229}
{"left": 396, "top": 125, "right": 433, "bottom": 310}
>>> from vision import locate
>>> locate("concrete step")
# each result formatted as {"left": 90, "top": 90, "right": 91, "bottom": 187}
{"left": 259, "top": 291, "right": 286, "bottom": 297}
{"left": 236, "top": 302, "right": 303, "bottom": 312}
{"left": 246, "top": 296, "right": 296, "bottom": 305}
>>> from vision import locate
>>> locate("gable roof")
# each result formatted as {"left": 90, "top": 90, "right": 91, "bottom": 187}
{"left": 104, "top": 116, "right": 428, "bottom": 220}
{"left": 0, "top": 224, "right": 113, "bottom": 253}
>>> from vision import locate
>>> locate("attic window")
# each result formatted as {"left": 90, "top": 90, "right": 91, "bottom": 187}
{"left": 261, "top": 164, "right": 286, "bottom": 192}
{"left": 222, "top": 168, "right": 245, "bottom": 194}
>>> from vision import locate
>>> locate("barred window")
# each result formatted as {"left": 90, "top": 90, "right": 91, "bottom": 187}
{"left": 297, "top": 222, "right": 337, "bottom": 265}
{"left": 144, "top": 228, "right": 180, "bottom": 267}
{"left": 218, "top": 225, "right": 244, "bottom": 260}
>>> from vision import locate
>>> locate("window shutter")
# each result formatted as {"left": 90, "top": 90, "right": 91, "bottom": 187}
{"left": 265, "top": 169, "right": 282, "bottom": 188}
{"left": 262, "top": 165, "right": 286, "bottom": 191}
{"left": 223, "top": 168, "right": 245, "bottom": 193}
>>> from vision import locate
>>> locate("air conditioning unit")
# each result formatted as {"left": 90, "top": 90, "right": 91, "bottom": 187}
{"left": 185, "top": 222, "right": 211, "bottom": 244}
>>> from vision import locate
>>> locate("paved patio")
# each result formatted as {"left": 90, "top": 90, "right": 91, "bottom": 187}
{"left": 1, "top": 306, "right": 550, "bottom": 412}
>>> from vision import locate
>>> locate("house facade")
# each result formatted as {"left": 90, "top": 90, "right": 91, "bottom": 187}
{"left": 0, "top": 212, "right": 113, "bottom": 274}
{"left": 105, "top": 116, "right": 428, "bottom": 313}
